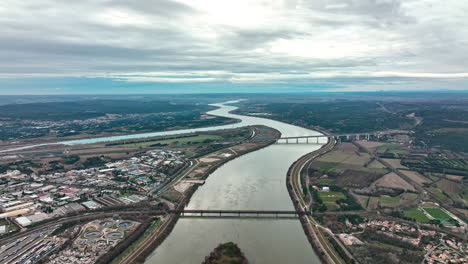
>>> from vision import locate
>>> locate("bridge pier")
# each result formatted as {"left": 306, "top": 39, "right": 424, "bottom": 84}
{"left": 296, "top": 138, "right": 299, "bottom": 144}
{"left": 306, "top": 137, "right": 309, "bottom": 144}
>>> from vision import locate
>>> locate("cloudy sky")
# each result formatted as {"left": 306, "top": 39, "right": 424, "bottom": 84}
{"left": 1, "top": 0, "right": 468, "bottom": 94}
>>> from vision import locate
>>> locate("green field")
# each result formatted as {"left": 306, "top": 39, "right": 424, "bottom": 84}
{"left": 318, "top": 178, "right": 334, "bottom": 184}
{"left": 404, "top": 208, "right": 431, "bottom": 223}
{"left": 379, "top": 196, "right": 400, "bottom": 208}
{"left": 427, "top": 187, "right": 450, "bottom": 201}
{"left": 319, "top": 191, "right": 346, "bottom": 204}
{"left": 377, "top": 144, "right": 409, "bottom": 154}
{"left": 423, "top": 208, "right": 453, "bottom": 220}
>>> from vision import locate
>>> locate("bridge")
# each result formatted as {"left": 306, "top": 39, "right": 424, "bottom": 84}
{"left": 167, "top": 209, "right": 311, "bottom": 218}
{"left": 275, "top": 132, "right": 378, "bottom": 144}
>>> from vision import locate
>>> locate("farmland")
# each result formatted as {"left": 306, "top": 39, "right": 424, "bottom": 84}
{"left": 319, "top": 191, "right": 346, "bottom": 204}
{"left": 371, "top": 172, "right": 415, "bottom": 191}
{"left": 379, "top": 196, "right": 400, "bottom": 208}
{"left": 404, "top": 209, "right": 431, "bottom": 223}
{"left": 398, "top": 170, "right": 431, "bottom": 185}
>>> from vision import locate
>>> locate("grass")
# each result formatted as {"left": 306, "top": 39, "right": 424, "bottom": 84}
{"left": 428, "top": 187, "right": 449, "bottom": 200}
{"left": 423, "top": 208, "right": 453, "bottom": 220}
{"left": 377, "top": 144, "right": 409, "bottom": 154}
{"left": 319, "top": 191, "right": 346, "bottom": 204}
{"left": 379, "top": 196, "right": 400, "bottom": 208}
{"left": 404, "top": 208, "right": 431, "bottom": 223}
{"left": 318, "top": 178, "right": 334, "bottom": 184}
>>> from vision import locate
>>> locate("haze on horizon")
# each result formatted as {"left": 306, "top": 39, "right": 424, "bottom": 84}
{"left": 1, "top": 0, "right": 468, "bottom": 94}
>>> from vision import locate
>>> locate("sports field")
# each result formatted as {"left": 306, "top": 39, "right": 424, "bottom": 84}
{"left": 423, "top": 208, "right": 453, "bottom": 220}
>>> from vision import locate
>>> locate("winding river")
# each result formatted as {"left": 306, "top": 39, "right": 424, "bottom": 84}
{"left": 1, "top": 101, "right": 325, "bottom": 263}
{"left": 144, "top": 101, "right": 326, "bottom": 263}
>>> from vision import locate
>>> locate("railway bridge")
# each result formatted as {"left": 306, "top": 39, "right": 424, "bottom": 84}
{"left": 167, "top": 209, "right": 311, "bottom": 218}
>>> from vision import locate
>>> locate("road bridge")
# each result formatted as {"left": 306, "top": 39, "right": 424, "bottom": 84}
{"left": 276, "top": 132, "right": 378, "bottom": 144}
{"left": 168, "top": 209, "right": 310, "bottom": 218}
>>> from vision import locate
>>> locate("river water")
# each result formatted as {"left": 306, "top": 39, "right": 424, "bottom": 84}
{"left": 145, "top": 101, "right": 326, "bottom": 263}
{"left": 1, "top": 101, "right": 325, "bottom": 263}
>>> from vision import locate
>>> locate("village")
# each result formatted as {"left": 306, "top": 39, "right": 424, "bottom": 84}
{"left": 0, "top": 149, "right": 186, "bottom": 232}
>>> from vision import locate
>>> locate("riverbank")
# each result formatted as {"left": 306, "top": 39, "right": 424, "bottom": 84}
{"left": 113, "top": 126, "right": 280, "bottom": 264}
{"left": 0, "top": 117, "right": 242, "bottom": 153}
{"left": 286, "top": 135, "right": 339, "bottom": 264}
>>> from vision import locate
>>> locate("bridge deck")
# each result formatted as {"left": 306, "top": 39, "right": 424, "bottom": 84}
{"left": 168, "top": 209, "right": 311, "bottom": 216}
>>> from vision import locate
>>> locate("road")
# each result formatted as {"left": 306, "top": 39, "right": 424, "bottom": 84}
{"left": 288, "top": 137, "right": 359, "bottom": 264}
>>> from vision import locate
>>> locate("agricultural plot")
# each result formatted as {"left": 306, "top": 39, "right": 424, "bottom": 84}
{"left": 367, "top": 160, "right": 386, "bottom": 168}
{"left": 318, "top": 178, "right": 334, "bottom": 185}
{"left": 436, "top": 179, "right": 463, "bottom": 201}
{"left": 379, "top": 196, "right": 400, "bottom": 208}
{"left": 334, "top": 169, "right": 386, "bottom": 188}
{"left": 381, "top": 158, "right": 408, "bottom": 169}
{"left": 318, "top": 150, "right": 371, "bottom": 166}
{"left": 356, "top": 141, "right": 387, "bottom": 150}
{"left": 354, "top": 194, "right": 370, "bottom": 208}
{"left": 319, "top": 191, "right": 346, "bottom": 203}
{"left": 399, "top": 193, "right": 419, "bottom": 207}
{"left": 398, "top": 170, "right": 431, "bottom": 185}
{"left": 371, "top": 172, "right": 415, "bottom": 191}
{"left": 377, "top": 144, "right": 409, "bottom": 154}
{"left": 404, "top": 208, "right": 431, "bottom": 223}
{"left": 427, "top": 187, "right": 450, "bottom": 202}
{"left": 367, "top": 197, "right": 380, "bottom": 210}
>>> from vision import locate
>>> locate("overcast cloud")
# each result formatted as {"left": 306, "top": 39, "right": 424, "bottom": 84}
{"left": 1, "top": 0, "right": 467, "bottom": 93}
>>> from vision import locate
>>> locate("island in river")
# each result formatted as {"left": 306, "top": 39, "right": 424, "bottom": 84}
{"left": 203, "top": 242, "right": 249, "bottom": 264}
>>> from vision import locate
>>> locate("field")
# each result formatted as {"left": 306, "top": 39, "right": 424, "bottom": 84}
{"left": 109, "top": 134, "right": 223, "bottom": 148}
{"left": 318, "top": 191, "right": 346, "bottom": 210}
{"left": 427, "top": 187, "right": 450, "bottom": 201}
{"left": 398, "top": 170, "right": 431, "bottom": 185}
{"left": 376, "top": 144, "right": 409, "bottom": 154}
{"left": 367, "top": 160, "right": 386, "bottom": 168}
{"left": 318, "top": 149, "right": 371, "bottom": 166}
{"left": 436, "top": 179, "right": 464, "bottom": 202}
{"left": 378, "top": 196, "right": 400, "bottom": 208}
{"left": 404, "top": 208, "right": 431, "bottom": 223}
{"left": 371, "top": 172, "right": 415, "bottom": 191}
{"left": 422, "top": 208, "right": 453, "bottom": 221}
{"left": 318, "top": 178, "right": 334, "bottom": 184}
{"left": 381, "top": 158, "right": 408, "bottom": 169}
{"left": 319, "top": 191, "right": 346, "bottom": 203}
{"left": 367, "top": 197, "right": 380, "bottom": 210}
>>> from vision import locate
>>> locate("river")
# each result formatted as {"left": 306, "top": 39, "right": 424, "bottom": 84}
{"left": 1, "top": 100, "right": 325, "bottom": 263}
{"left": 145, "top": 101, "right": 326, "bottom": 263}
